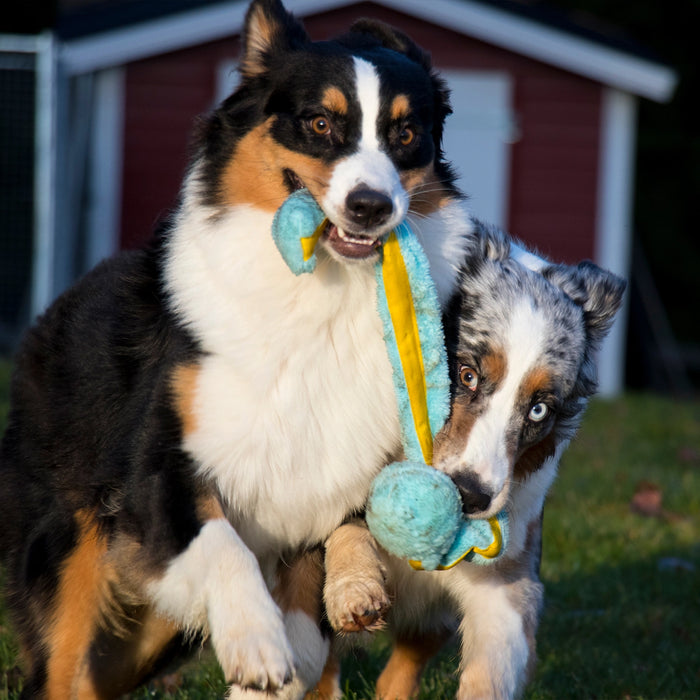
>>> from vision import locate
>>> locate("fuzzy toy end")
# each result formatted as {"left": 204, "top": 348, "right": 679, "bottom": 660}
{"left": 367, "top": 462, "right": 509, "bottom": 571}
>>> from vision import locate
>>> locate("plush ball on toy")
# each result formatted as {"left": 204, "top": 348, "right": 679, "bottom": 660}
{"left": 366, "top": 461, "right": 508, "bottom": 571}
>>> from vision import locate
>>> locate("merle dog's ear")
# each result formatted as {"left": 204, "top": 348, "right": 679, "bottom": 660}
{"left": 240, "top": 0, "right": 309, "bottom": 78}
{"left": 543, "top": 260, "right": 627, "bottom": 347}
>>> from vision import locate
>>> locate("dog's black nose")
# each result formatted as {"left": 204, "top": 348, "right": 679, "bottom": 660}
{"left": 452, "top": 473, "right": 493, "bottom": 515}
{"left": 345, "top": 188, "right": 393, "bottom": 229}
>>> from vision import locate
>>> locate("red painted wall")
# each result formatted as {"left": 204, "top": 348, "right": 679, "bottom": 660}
{"left": 120, "top": 2, "right": 601, "bottom": 263}
{"left": 121, "top": 37, "right": 240, "bottom": 249}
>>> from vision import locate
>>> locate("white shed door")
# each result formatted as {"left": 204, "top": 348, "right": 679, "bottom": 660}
{"left": 441, "top": 71, "right": 515, "bottom": 228}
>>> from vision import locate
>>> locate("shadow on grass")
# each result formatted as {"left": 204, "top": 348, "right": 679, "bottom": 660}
{"left": 1, "top": 550, "right": 698, "bottom": 699}
{"left": 336, "top": 546, "right": 699, "bottom": 700}
{"left": 530, "top": 547, "right": 699, "bottom": 700}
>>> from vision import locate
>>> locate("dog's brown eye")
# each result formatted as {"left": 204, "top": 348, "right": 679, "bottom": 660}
{"left": 459, "top": 365, "right": 479, "bottom": 392}
{"left": 311, "top": 116, "right": 331, "bottom": 135}
{"left": 399, "top": 127, "right": 415, "bottom": 146}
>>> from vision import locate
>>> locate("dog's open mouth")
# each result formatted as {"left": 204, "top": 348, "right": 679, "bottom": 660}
{"left": 283, "top": 169, "right": 383, "bottom": 261}
{"left": 324, "top": 223, "right": 382, "bottom": 260}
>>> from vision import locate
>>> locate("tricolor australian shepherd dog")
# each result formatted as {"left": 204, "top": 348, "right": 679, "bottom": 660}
{"left": 322, "top": 227, "right": 625, "bottom": 699}
{"left": 0, "top": 1, "right": 473, "bottom": 697}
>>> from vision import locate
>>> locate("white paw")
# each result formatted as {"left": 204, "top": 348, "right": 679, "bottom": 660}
{"left": 324, "top": 573, "right": 391, "bottom": 633}
{"left": 210, "top": 577, "right": 296, "bottom": 691}
{"left": 225, "top": 675, "right": 307, "bottom": 700}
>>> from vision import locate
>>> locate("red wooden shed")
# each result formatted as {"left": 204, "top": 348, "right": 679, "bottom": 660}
{"left": 6, "top": 0, "right": 678, "bottom": 395}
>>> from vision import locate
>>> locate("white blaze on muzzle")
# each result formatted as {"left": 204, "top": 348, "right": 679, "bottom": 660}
{"left": 321, "top": 57, "right": 408, "bottom": 235}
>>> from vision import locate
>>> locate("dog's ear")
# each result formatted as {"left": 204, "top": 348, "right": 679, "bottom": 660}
{"left": 543, "top": 261, "right": 626, "bottom": 347}
{"left": 240, "top": 0, "right": 309, "bottom": 78}
{"left": 350, "top": 18, "right": 432, "bottom": 71}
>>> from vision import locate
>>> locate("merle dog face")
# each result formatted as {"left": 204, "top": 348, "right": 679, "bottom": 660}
{"left": 436, "top": 231, "right": 625, "bottom": 518}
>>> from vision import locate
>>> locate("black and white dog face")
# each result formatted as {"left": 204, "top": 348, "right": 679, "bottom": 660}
{"left": 198, "top": 0, "right": 456, "bottom": 263}
{"left": 435, "top": 228, "right": 626, "bottom": 519}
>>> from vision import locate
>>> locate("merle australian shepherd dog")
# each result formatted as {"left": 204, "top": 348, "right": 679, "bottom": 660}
{"left": 0, "top": 0, "right": 477, "bottom": 697}
{"left": 322, "top": 227, "right": 625, "bottom": 700}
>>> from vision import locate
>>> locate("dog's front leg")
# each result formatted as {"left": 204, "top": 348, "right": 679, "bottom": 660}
{"left": 147, "top": 517, "right": 295, "bottom": 691}
{"left": 456, "top": 573, "right": 542, "bottom": 700}
{"left": 226, "top": 548, "right": 331, "bottom": 700}
{"left": 324, "top": 520, "right": 392, "bottom": 633}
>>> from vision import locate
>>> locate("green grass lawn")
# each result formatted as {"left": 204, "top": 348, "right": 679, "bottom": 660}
{"left": 1, "top": 356, "right": 698, "bottom": 699}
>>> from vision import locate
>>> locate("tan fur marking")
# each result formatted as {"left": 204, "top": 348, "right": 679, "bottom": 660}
{"left": 307, "top": 648, "right": 341, "bottom": 700}
{"left": 128, "top": 612, "right": 179, "bottom": 673}
{"left": 514, "top": 366, "right": 557, "bottom": 478}
{"left": 403, "top": 165, "right": 451, "bottom": 216}
{"left": 482, "top": 349, "right": 507, "bottom": 387}
{"left": 88, "top": 608, "right": 179, "bottom": 697}
{"left": 322, "top": 86, "right": 348, "bottom": 115}
{"left": 47, "top": 510, "right": 110, "bottom": 699}
{"left": 522, "top": 366, "right": 554, "bottom": 399}
{"left": 221, "top": 120, "right": 333, "bottom": 211}
{"left": 376, "top": 631, "right": 450, "bottom": 700}
{"left": 220, "top": 121, "right": 288, "bottom": 209}
{"left": 515, "top": 432, "right": 557, "bottom": 479}
{"left": 433, "top": 396, "right": 478, "bottom": 464}
{"left": 241, "top": 7, "right": 278, "bottom": 78}
{"left": 274, "top": 548, "right": 324, "bottom": 621}
{"left": 390, "top": 94, "right": 411, "bottom": 121}
{"left": 196, "top": 493, "right": 226, "bottom": 522}
{"left": 171, "top": 363, "right": 200, "bottom": 437}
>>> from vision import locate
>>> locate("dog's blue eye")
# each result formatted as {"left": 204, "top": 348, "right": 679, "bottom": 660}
{"left": 528, "top": 402, "right": 548, "bottom": 422}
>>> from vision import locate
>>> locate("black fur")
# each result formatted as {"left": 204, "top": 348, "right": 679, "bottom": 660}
{"left": 0, "top": 246, "right": 205, "bottom": 693}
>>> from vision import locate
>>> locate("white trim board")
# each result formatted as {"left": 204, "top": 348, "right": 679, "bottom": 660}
{"left": 594, "top": 88, "right": 637, "bottom": 397}
{"left": 59, "top": 0, "right": 676, "bottom": 102}
{"left": 31, "top": 31, "right": 58, "bottom": 319}
{"left": 85, "top": 67, "right": 125, "bottom": 269}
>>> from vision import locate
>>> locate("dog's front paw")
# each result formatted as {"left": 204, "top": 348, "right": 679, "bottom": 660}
{"left": 324, "top": 571, "right": 391, "bottom": 633}
{"left": 211, "top": 597, "right": 295, "bottom": 691}
{"left": 226, "top": 675, "right": 308, "bottom": 700}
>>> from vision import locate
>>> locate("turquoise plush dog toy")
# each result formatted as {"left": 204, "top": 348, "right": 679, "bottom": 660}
{"left": 272, "top": 189, "right": 508, "bottom": 571}
{"left": 366, "top": 462, "right": 509, "bottom": 571}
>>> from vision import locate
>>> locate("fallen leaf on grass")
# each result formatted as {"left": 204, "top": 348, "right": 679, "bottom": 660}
{"left": 630, "top": 480, "right": 663, "bottom": 517}
{"left": 629, "top": 480, "right": 683, "bottom": 521}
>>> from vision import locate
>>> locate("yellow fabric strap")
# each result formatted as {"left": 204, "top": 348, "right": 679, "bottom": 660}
{"left": 472, "top": 516, "right": 504, "bottom": 559}
{"left": 301, "top": 219, "right": 327, "bottom": 261}
{"left": 382, "top": 231, "right": 433, "bottom": 465}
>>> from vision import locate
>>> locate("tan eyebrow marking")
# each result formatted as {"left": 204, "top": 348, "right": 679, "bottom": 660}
{"left": 390, "top": 94, "right": 411, "bottom": 121}
{"left": 322, "top": 86, "right": 348, "bottom": 115}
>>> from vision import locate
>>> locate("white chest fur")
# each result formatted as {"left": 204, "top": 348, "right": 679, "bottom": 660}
{"left": 165, "top": 202, "right": 401, "bottom": 554}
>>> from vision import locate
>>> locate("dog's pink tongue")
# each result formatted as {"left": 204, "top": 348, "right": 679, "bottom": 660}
{"left": 325, "top": 223, "right": 381, "bottom": 260}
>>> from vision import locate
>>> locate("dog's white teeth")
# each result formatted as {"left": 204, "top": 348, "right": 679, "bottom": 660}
{"left": 337, "top": 228, "right": 377, "bottom": 246}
